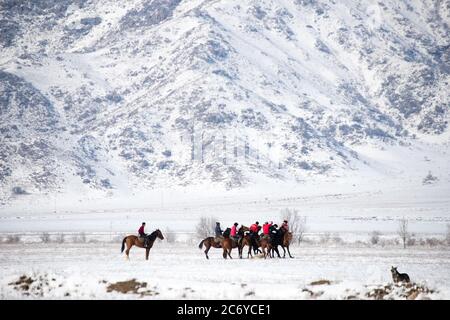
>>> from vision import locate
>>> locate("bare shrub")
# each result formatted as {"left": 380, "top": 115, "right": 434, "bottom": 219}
{"left": 370, "top": 231, "right": 381, "bottom": 245}
{"left": 446, "top": 224, "right": 450, "bottom": 246}
{"left": 165, "top": 228, "right": 176, "bottom": 243}
{"left": 279, "top": 208, "right": 307, "bottom": 245}
{"left": 407, "top": 237, "right": 416, "bottom": 246}
{"left": 55, "top": 233, "right": 65, "bottom": 244}
{"left": 422, "top": 171, "right": 438, "bottom": 185}
{"left": 398, "top": 217, "right": 409, "bottom": 249}
{"left": 5, "top": 235, "right": 20, "bottom": 243}
{"left": 332, "top": 233, "right": 343, "bottom": 244}
{"left": 195, "top": 216, "right": 217, "bottom": 239}
{"left": 72, "top": 232, "right": 87, "bottom": 243}
{"left": 425, "top": 237, "right": 441, "bottom": 247}
{"left": 40, "top": 232, "right": 51, "bottom": 243}
{"left": 320, "top": 232, "right": 331, "bottom": 244}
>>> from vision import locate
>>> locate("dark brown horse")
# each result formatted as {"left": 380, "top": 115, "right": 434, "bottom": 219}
{"left": 198, "top": 236, "right": 239, "bottom": 259}
{"left": 269, "top": 229, "right": 293, "bottom": 258}
{"left": 121, "top": 229, "right": 164, "bottom": 260}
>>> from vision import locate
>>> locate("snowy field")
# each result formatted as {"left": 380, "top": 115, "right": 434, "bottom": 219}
{"left": 1, "top": 176, "right": 449, "bottom": 299}
{"left": 1, "top": 241, "right": 449, "bottom": 300}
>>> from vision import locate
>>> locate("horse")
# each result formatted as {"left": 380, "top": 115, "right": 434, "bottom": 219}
{"left": 221, "top": 236, "right": 235, "bottom": 259}
{"left": 267, "top": 229, "right": 286, "bottom": 258}
{"left": 198, "top": 235, "right": 240, "bottom": 259}
{"left": 198, "top": 237, "right": 221, "bottom": 259}
{"left": 238, "top": 233, "right": 254, "bottom": 259}
{"left": 239, "top": 233, "right": 273, "bottom": 259}
{"left": 121, "top": 229, "right": 164, "bottom": 260}
{"left": 281, "top": 231, "right": 294, "bottom": 258}
{"left": 279, "top": 230, "right": 294, "bottom": 258}
{"left": 236, "top": 225, "right": 261, "bottom": 256}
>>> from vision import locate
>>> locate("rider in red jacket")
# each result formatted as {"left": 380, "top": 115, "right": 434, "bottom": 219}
{"left": 262, "top": 222, "right": 270, "bottom": 235}
{"left": 138, "top": 222, "right": 148, "bottom": 247}
{"left": 250, "top": 221, "right": 260, "bottom": 234}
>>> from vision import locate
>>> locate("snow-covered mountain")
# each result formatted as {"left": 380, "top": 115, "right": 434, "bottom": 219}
{"left": 1, "top": 0, "right": 449, "bottom": 202}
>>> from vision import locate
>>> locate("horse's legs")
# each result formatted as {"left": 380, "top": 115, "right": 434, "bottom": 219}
{"left": 274, "top": 246, "right": 281, "bottom": 258}
{"left": 227, "top": 248, "right": 232, "bottom": 259}
{"left": 125, "top": 243, "right": 131, "bottom": 260}
{"left": 204, "top": 243, "right": 210, "bottom": 260}
{"left": 145, "top": 248, "right": 150, "bottom": 260}
{"left": 223, "top": 248, "right": 227, "bottom": 259}
{"left": 247, "top": 244, "right": 253, "bottom": 259}
{"left": 287, "top": 245, "right": 294, "bottom": 258}
{"left": 282, "top": 246, "right": 286, "bottom": 258}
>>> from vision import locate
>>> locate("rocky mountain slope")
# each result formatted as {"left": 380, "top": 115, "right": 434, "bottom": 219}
{"left": 0, "top": 0, "right": 449, "bottom": 202}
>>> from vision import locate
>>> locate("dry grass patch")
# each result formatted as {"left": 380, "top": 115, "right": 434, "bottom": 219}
{"left": 310, "top": 279, "right": 332, "bottom": 286}
{"left": 106, "top": 279, "right": 159, "bottom": 297}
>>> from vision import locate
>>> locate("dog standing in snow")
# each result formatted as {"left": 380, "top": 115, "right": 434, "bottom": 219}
{"left": 391, "top": 266, "right": 410, "bottom": 283}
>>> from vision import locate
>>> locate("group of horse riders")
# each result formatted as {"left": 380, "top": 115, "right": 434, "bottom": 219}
{"left": 214, "top": 220, "right": 289, "bottom": 248}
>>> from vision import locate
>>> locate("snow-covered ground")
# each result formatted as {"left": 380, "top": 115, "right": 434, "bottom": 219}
{"left": 1, "top": 174, "right": 449, "bottom": 299}
{"left": 1, "top": 241, "right": 449, "bottom": 299}
{"left": 1, "top": 173, "right": 449, "bottom": 235}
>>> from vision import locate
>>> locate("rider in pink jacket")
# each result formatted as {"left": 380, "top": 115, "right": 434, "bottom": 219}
{"left": 230, "top": 223, "right": 238, "bottom": 237}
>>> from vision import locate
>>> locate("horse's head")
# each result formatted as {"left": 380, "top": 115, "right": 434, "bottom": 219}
{"left": 156, "top": 229, "right": 164, "bottom": 240}
{"left": 238, "top": 225, "right": 249, "bottom": 235}
{"left": 285, "top": 232, "right": 293, "bottom": 242}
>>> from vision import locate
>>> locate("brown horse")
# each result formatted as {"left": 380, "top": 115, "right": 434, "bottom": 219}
{"left": 269, "top": 229, "right": 293, "bottom": 258}
{"left": 239, "top": 234, "right": 272, "bottom": 259}
{"left": 280, "top": 231, "right": 294, "bottom": 258}
{"left": 121, "top": 229, "right": 164, "bottom": 260}
{"left": 198, "top": 236, "right": 239, "bottom": 259}
{"left": 221, "top": 237, "right": 236, "bottom": 259}
{"left": 198, "top": 237, "right": 222, "bottom": 259}
{"left": 239, "top": 234, "right": 255, "bottom": 258}
{"left": 258, "top": 236, "right": 273, "bottom": 259}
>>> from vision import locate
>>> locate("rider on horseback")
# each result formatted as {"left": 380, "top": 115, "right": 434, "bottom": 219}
{"left": 281, "top": 220, "right": 289, "bottom": 232}
{"left": 269, "top": 223, "right": 279, "bottom": 245}
{"left": 214, "top": 222, "right": 224, "bottom": 244}
{"left": 230, "top": 222, "right": 239, "bottom": 242}
{"left": 262, "top": 221, "right": 271, "bottom": 239}
{"left": 249, "top": 221, "right": 260, "bottom": 251}
{"left": 138, "top": 222, "right": 149, "bottom": 247}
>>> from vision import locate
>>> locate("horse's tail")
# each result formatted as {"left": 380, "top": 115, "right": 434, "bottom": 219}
{"left": 198, "top": 239, "right": 205, "bottom": 249}
{"left": 121, "top": 237, "right": 127, "bottom": 253}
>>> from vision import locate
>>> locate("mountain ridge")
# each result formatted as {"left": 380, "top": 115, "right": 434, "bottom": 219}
{"left": 0, "top": 0, "right": 449, "bottom": 202}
